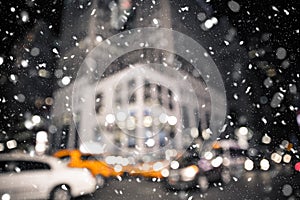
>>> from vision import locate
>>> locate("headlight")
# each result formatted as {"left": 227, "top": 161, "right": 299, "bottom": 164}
{"left": 244, "top": 159, "right": 254, "bottom": 171}
{"left": 211, "top": 156, "right": 223, "bottom": 168}
{"left": 283, "top": 154, "right": 291, "bottom": 163}
{"left": 180, "top": 165, "right": 199, "bottom": 181}
{"left": 260, "top": 159, "right": 270, "bottom": 171}
{"left": 271, "top": 152, "right": 282, "bottom": 163}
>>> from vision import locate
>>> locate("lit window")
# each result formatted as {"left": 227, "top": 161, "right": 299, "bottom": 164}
{"left": 128, "top": 79, "right": 136, "bottom": 104}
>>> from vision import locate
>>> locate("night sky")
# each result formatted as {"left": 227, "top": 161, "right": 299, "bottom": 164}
{"left": 0, "top": 1, "right": 298, "bottom": 55}
{"left": 0, "top": 0, "right": 63, "bottom": 55}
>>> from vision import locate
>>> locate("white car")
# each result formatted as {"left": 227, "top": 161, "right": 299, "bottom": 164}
{"left": 0, "top": 153, "right": 97, "bottom": 200}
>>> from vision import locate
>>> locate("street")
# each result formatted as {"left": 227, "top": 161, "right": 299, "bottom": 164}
{"left": 76, "top": 165, "right": 300, "bottom": 200}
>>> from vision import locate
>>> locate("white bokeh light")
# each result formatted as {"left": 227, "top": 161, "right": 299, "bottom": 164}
{"left": 106, "top": 114, "right": 116, "bottom": 124}
{"left": 61, "top": 76, "right": 71, "bottom": 86}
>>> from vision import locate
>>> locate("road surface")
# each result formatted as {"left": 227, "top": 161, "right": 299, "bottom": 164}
{"left": 76, "top": 165, "right": 299, "bottom": 200}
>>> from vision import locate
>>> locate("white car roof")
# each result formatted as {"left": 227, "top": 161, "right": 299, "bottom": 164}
{"left": 0, "top": 153, "right": 65, "bottom": 168}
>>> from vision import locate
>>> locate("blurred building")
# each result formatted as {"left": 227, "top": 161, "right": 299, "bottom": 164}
{"left": 50, "top": 0, "right": 252, "bottom": 155}
{"left": 51, "top": 65, "right": 211, "bottom": 155}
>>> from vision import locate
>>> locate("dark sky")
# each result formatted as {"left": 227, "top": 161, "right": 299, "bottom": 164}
{"left": 0, "top": 0, "right": 63, "bottom": 55}
{"left": 0, "top": 0, "right": 299, "bottom": 54}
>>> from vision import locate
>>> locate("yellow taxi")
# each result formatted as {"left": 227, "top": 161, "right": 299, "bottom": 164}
{"left": 128, "top": 160, "right": 170, "bottom": 179}
{"left": 103, "top": 154, "right": 170, "bottom": 179}
{"left": 53, "top": 149, "right": 123, "bottom": 187}
{"left": 124, "top": 155, "right": 170, "bottom": 179}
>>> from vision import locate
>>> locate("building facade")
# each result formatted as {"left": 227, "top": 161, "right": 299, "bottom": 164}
{"left": 51, "top": 64, "right": 211, "bottom": 156}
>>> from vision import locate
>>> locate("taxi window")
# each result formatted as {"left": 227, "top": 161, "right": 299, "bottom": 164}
{"left": 58, "top": 155, "right": 71, "bottom": 162}
{"left": 81, "top": 155, "right": 104, "bottom": 160}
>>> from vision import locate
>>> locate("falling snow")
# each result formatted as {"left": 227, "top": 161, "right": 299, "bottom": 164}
{"left": 0, "top": 1, "right": 299, "bottom": 200}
